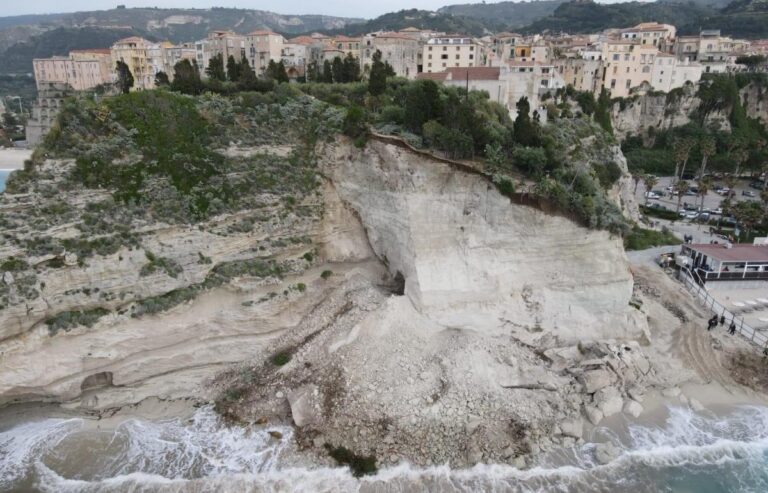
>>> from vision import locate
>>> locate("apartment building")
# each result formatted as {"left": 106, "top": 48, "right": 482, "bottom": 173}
{"left": 246, "top": 30, "right": 285, "bottom": 74}
{"left": 283, "top": 37, "right": 313, "bottom": 78}
{"left": 673, "top": 30, "right": 750, "bottom": 73}
{"left": 555, "top": 56, "right": 603, "bottom": 94}
{"left": 196, "top": 31, "right": 246, "bottom": 75}
{"left": 32, "top": 49, "right": 114, "bottom": 91}
{"left": 423, "top": 36, "right": 483, "bottom": 73}
{"left": 490, "top": 32, "right": 524, "bottom": 64}
{"left": 111, "top": 37, "right": 155, "bottom": 90}
{"left": 164, "top": 43, "right": 197, "bottom": 76}
{"left": 651, "top": 53, "right": 702, "bottom": 92}
{"left": 361, "top": 32, "right": 422, "bottom": 78}
{"left": 621, "top": 22, "right": 676, "bottom": 51}
{"left": 601, "top": 41, "right": 661, "bottom": 97}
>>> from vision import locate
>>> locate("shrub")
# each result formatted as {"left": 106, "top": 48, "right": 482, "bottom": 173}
{"left": 324, "top": 444, "right": 377, "bottom": 477}
{"left": 46, "top": 307, "right": 110, "bottom": 336}
{"left": 320, "top": 270, "right": 333, "bottom": 280}
{"left": 0, "top": 257, "right": 28, "bottom": 272}
{"left": 271, "top": 351, "right": 291, "bottom": 366}
{"left": 623, "top": 226, "right": 681, "bottom": 251}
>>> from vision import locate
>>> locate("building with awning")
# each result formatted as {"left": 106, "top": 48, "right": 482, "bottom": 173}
{"left": 681, "top": 243, "right": 768, "bottom": 282}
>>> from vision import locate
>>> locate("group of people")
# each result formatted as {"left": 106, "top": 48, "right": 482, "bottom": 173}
{"left": 683, "top": 234, "right": 695, "bottom": 244}
{"left": 707, "top": 314, "right": 737, "bottom": 335}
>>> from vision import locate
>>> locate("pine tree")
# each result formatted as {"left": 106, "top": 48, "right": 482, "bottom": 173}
{"left": 322, "top": 60, "right": 333, "bottom": 83}
{"left": 276, "top": 61, "right": 289, "bottom": 83}
{"left": 115, "top": 60, "right": 134, "bottom": 94}
{"left": 171, "top": 59, "right": 203, "bottom": 95}
{"left": 368, "top": 50, "right": 387, "bottom": 96}
{"left": 331, "top": 56, "right": 344, "bottom": 83}
{"left": 512, "top": 97, "right": 540, "bottom": 147}
{"left": 341, "top": 53, "right": 361, "bottom": 82}
{"left": 205, "top": 54, "right": 226, "bottom": 81}
{"left": 226, "top": 55, "right": 240, "bottom": 82}
{"left": 595, "top": 88, "right": 613, "bottom": 133}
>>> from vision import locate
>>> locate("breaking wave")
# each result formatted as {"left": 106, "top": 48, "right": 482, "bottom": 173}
{"left": 1, "top": 405, "right": 767, "bottom": 492}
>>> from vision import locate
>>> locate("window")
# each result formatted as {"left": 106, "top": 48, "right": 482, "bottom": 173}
{"left": 612, "top": 54, "right": 620, "bottom": 61}
{"left": 442, "top": 63, "right": 446, "bottom": 67}
{"left": 428, "top": 63, "right": 432, "bottom": 67}
{"left": 469, "top": 63, "right": 473, "bottom": 67}
{"left": 610, "top": 79, "right": 616, "bottom": 89}
{"left": 456, "top": 46, "right": 460, "bottom": 51}
{"left": 626, "top": 67, "right": 630, "bottom": 73}
{"left": 626, "top": 79, "right": 631, "bottom": 88}
{"left": 624, "top": 54, "right": 630, "bottom": 61}
{"left": 613, "top": 66, "right": 618, "bottom": 74}
{"left": 470, "top": 46, "right": 474, "bottom": 51}
{"left": 441, "top": 54, "right": 448, "bottom": 60}
{"left": 469, "top": 54, "right": 474, "bottom": 60}
{"left": 642, "top": 65, "right": 650, "bottom": 73}
{"left": 455, "top": 54, "right": 459, "bottom": 59}
{"left": 428, "top": 54, "right": 432, "bottom": 60}
{"left": 428, "top": 46, "right": 432, "bottom": 51}
{"left": 443, "top": 46, "right": 447, "bottom": 51}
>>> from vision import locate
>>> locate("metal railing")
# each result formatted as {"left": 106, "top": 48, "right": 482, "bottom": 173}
{"left": 679, "top": 268, "right": 768, "bottom": 349}
{"left": 696, "top": 268, "right": 768, "bottom": 282}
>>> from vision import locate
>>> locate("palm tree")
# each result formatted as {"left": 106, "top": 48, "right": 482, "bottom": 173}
{"left": 697, "top": 136, "right": 716, "bottom": 179}
{"left": 724, "top": 174, "right": 737, "bottom": 200}
{"left": 632, "top": 170, "right": 644, "bottom": 195}
{"left": 672, "top": 137, "right": 694, "bottom": 185}
{"left": 644, "top": 174, "right": 658, "bottom": 206}
{"left": 697, "top": 176, "right": 712, "bottom": 229}
{"left": 675, "top": 179, "right": 689, "bottom": 215}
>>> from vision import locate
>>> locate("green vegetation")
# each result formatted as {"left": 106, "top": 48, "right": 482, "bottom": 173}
{"left": 45, "top": 307, "right": 110, "bottom": 336}
{"left": 624, "top": 226, "right": 682, "bottom": 251}
{"left": 320, "top": 270, "right": 333, "bottom": 280}
{"left": 640, "top": 205, "right": 680, "bottom": 221}
{"left": 0, "top": 257, "right": 28, "bottom": 272}
{"left": 140, "top": 251, "right": 183, "bottom": 278}
{"left": 271, "top": 351, "right": 292, "bottom": 366}
{"left": 324, "top": 444, "right": 378, "bottom": 477}
{"left": 621, "top": 74, "right": 768, "bottom": 176}
{"left": 438, "top": 0, "right": 566, "bottom": 28}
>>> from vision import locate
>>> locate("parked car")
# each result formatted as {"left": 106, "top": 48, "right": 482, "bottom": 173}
{"left": 697, "top": 212, "right": 711, "bottom": 222}
{"left": 644, "top": 191, "right": 661, "bottom": 199}
{"left": 648, "top": 203, "right": 668, "bottom": 210}
{"left": 712, "top": 207, "right": 723, "bottom": 215}
{"left": 749, "top": 181, "right": 764, "bottom": 190}
{"left": 685, "top": 189, "right": 697, "bottom": 196}
{"left": 742, "top": 190, "right": 756, "bottom": 197}
{"left": 716, "top": 188, "right": 730, "bottom": 196}
{"left": 685, "top": 211, "right": 699, "bottom": 219}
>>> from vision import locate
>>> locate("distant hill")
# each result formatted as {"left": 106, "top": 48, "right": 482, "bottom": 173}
{"left": 521, "top": 0, "right": 715, "bottom": 34}
{"left": 0, "top": 27, "right": 149, "bottom": 75}
{"left": 315, "top": 9, "right": 498, "bottom": 36}
{"left": 0, "top": 7, "right": 364, "bottom": 75}
{"left": 694, "top": 0, "right": 768, "bottom": 38}
{"left": 438, "top": 1, "right": 566, "bottom": 28}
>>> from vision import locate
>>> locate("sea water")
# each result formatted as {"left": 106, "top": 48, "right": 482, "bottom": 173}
{"left": 0, "top": 170, "right": 10, "bottom": 192}
{"left": 1, "top": 405, "right": 767, "bottom": 492}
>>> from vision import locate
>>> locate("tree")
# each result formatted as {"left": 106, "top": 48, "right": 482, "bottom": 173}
{"left": 341, "top": 53, "right": 361, "bottom": 83}
{"left": 731, "top": 200, "right": 764, "bottom": 239}
{"left": 154, "top": 71, "right": 170, "bottom": 87}
{"left": 674, "top": 179, "right": 689, "bottom": 215}
{"left": 306, "top": 61, "right": 320, "bottom": 82}
{"left": 205, "top": 54, "right": 226, "bottom": 81}
{"left": 331, "top": 56, "right": 344, "bottom": 83}
{"left": 595, "top": 88, "right": 612, "bottom": 133}
{"left": 368, "top": 49, "right": 388, "bottom": 96}
{"left": 403, "top": 79, "right": 442, "bottom": 133}
{"left": 171, "top": 59, "right": 203, "bottom": 96}
{"left": 643, "top": 174, "right": 658, "bottom": 206}
{"left": 265, "top": 60, "right": 288, "bottom": 83}
{"left": 631, "top": 170, "right": 643, "bottom": 194}
{"left": 672, "top": 137, "right": 694, "bottom": 187}
{"left": 115, "top": 60, "right": 134, "bottom": 94}
{"left": 322, "top": 60, "right": 333, "bottom": 83}
{"left": 697, "top": 135, "right": 716, "bottom": 179}
{"left": 697, "top": 176, "right": 712, "bottom": 227}
{"left": 512, "top": 97, "right": 540, "bottom": 147}
{"left": 226, "top": 55, "right": 240, "bottom": 82}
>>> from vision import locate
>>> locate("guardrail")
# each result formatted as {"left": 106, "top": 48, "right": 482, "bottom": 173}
{"left": 696, "top": 268, "right": 768, "bottom": 282}
{"left": 679, "top": 268, "right": 768, "bottom": 349}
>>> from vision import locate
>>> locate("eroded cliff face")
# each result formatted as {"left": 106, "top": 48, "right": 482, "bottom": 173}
{"left": 325, "top": 139, "right": 643, "bottom": 342}
{"left": 0, "top": 137, "right": 660, "bottom": 468}
{"left": 611, "top": 81, "right": 767, "bottom": 141}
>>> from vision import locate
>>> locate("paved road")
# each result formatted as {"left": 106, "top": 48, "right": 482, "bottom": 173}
{"left": 636, "top": 175, "right": 762, "bottom": 215}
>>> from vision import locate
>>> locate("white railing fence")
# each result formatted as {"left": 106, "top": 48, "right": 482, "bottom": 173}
{"left": 679, "top": 268, "right": 768, "bottom": 349}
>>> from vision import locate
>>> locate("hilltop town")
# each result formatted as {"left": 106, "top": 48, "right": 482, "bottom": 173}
{"left": 23, "top": 21, "right": 768, "bottom": 144}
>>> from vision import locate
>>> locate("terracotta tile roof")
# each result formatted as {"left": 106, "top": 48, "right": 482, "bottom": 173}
{"left": 686, "top": 244, "right": 768, "bottom": 263}
{"left": 416, "top": 72, "right": 450, "bottom": 81}
{"left": 248, "top": 30, "right": 279, "bottom": 36}
{"left": 334, "top": 35, "right": 361, "bottom": 42}
{"left": 446, "top": 66, "right": 500, "bottom": 80}
{"left": 70, "top": 48, "right": 111, "bottom": 55}
{"left": 114, "top": 36, "right": 146, "bottom": 44}
{"left": 288, "top": 36, "right": 316, "bottom": 45}
{"left": 375, "top": 32, "right": 418, "bottom": 40}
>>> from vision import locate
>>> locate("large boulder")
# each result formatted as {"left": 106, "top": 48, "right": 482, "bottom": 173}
{"left": 287, "top": 384, "right": 321, "bottom": 427}
{"left": 578, "top": 368, "right": 615, "bottom": 394}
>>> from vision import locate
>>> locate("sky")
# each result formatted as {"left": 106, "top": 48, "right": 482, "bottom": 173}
{"left": 2, "top": 0, "right": 629, "bottom": 20}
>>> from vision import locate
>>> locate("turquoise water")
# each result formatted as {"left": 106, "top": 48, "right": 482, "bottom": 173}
{"left": 1, "top": 405, "right": 767, "bottom": 492}
{"left": 0, "top": 169, "right": 10, "bottom": 192}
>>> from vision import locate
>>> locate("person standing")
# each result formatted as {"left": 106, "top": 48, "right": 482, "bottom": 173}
{"left": 729, "top": 321, "right": 737, "bottom": 335}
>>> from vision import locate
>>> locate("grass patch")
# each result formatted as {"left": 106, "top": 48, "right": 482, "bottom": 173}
{"left": 624, "top": 226, "right": 681, "bottom": 251}
{"left": 0, "top": 257, "right": 29, "bottom": 272}
{"left": 324, "top": 443, "right": 378, "bottom": 477}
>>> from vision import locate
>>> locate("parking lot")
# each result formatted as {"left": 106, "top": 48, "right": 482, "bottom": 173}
{"left": 636, "top": 175, "right": 763, "bottom": 220}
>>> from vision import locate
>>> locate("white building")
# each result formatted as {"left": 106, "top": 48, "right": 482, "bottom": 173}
{"left": 423, "top": 36, "right": 483, "bottom": 73}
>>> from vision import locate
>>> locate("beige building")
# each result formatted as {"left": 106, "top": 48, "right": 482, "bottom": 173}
{"left": 196, "top": 31, "right": 246, "bottom": 76}
{"left": 111, "top": 36, "right": 155, "bottom": 90}
{"left": 620, "top": 22, "right": 676, "bottom": 50}
{"left": 673, "top": 30, "right": 751, "bottom": 73}
{"left": 555, "top": 56, "right": 603, "bottom": 94}
{"left": 32, "top": 49, "right": 114, "bottom": 91}
{"left": 361, "top": 32, "right": 422, "bottom": 78}
{"left": 601, "top": 41, "right": 660, "bottom": 97}
{"left": 423, "top": 36, "right": 483, "bottom": 73}
{"left": 246, "top": 30, "right": 285, "bottom": 74}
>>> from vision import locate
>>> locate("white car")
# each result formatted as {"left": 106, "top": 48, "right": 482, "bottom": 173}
{"left": 644, "top": 191, "right": 661, "bottom": 199}
{"left": 716, "top": 188, "right": 730, "bottom": 196}
{"left": 685, "top": 211, "right": 698, "bottom": 220}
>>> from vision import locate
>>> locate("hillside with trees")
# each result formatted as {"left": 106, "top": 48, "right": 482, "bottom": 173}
{"left": 316, "top": 9, "right": 497, "bottom": 36}
{"left": 438, "top": 1, "right": 567, "bottom": 28}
